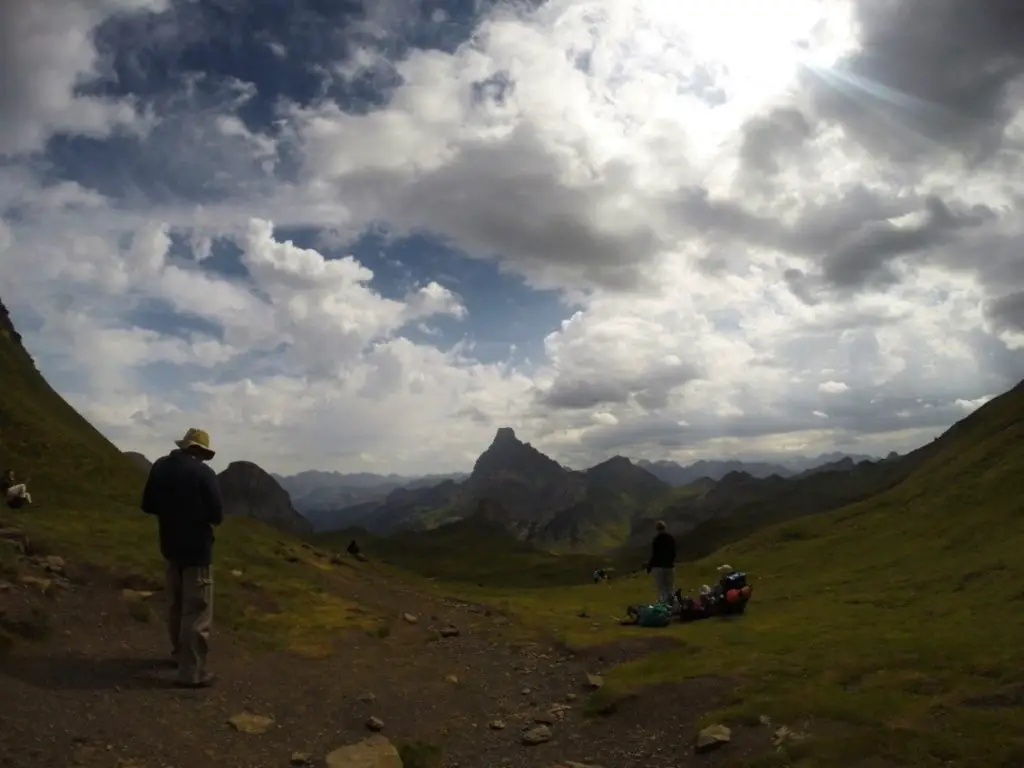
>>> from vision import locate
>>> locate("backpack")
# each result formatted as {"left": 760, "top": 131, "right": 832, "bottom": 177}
{"left": 637, "top": 602, "right": 671, "bottom": 628}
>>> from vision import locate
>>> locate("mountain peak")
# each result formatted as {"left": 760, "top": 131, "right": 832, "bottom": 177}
{"left": 470, "top": 427, "right": 565, "bottom": 488}
{"left": 492, "top": 426, "right": 519, "bottom": 445}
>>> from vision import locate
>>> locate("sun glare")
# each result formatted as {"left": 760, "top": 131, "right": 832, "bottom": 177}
{"left": 651, "top": 0, "right": 856, "bottom": 107}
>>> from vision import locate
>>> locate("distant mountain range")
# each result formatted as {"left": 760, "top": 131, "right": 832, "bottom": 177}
{"left": 127, "top": 441, "right": 891, "bottom": 550}
{"left": 283, "top": 449, "right": 883, "bottom": 534}
{"left": 271, "top": 469, "right": 469, "bottom": 529}
{"left": 635, "top": 452, "right": 880, "bottom": 486}
{"left": 280, "top": 428, "right": 901, "bottom": 553}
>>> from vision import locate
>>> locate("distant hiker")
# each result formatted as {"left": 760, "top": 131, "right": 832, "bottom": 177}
{"left": 646, "top": 520, "right": 676, "bottom": 604}
{"left": 347, "top": 539, "right": 367, "bottom": 561}
{"left": 2, "top": 469, "right": 33, "bottom": 508}
{"left": 141, "top": 428, "right": 223, "bottom": 689}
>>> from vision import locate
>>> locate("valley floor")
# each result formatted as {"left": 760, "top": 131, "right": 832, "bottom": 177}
{"left": 0, "top": 540, "right": 770, "bottom": 768}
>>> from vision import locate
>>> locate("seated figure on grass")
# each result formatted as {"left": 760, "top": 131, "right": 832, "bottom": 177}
{"left": 2, "top": 469, "right": 33, "bottom": 508}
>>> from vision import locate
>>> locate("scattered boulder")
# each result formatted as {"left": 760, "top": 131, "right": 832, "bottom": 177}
{"left": 439, "top": 625, "right": 460, "bottom": 638}
{"left": 695, "top": 724, "right": 731, "bottom": 753}
{"left": 290, "top": 752, "right": 314, "bottom": 766}
{"left": 40, "top": 555, "right": 65, "bottom": 575}
{"left": 357, "top": 692, "right": 377, "bottom": 704}
{"left": 565, "top": 693, "right": 577, "bottom": 702}
{"left": 585, "top": 674, "right": 603, "bottom": 690}
{"left": 772, "top": 725, "right": 808, "bottom": 748}
{"left": 325, "top": 735, "right": 402, "bottom": 768}
{"left": 445, "top": 674, "right": 459, "bottom": 684}
{"left": 521, "top": 687, "right": 532, "bottom": 696}
{"left": 230, "top": 569, "right": 244, "bottom": 577}
{"left": 533, "top": 712, "right": 556, "bottom": 725}
{"left": 366, "top": 716, "right": 385, "bottom": 732}
{"left": 522, "top": 725, "right": 553, "bottom": 746}
{"left": 488, "top": 720, "right": 506, "bottom": 730}
{"left": 18, "top": 575, "right": 54, "bottom": 596}
{"left": 402, "top": 613, "right": 418, "bottom": 624}
{"left": 227, "top": 712, "right": 276, "bottom": 735}
{"left": 121, "top": 589, "right": 153, "bottom": 601}
{"left": 547, "top": 704, "right": 572, "bottom": 721}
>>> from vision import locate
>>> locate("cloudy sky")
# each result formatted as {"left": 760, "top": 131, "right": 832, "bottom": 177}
{"left": 2, "top": 0, "right": 1023, "bottom": 475}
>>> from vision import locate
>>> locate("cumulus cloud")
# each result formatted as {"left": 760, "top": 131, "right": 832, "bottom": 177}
{"left": 0, "top": 0, "right": 166, "bottom": 155}
{"left": 1, "top": 0, "right": 1023, "bottom": 474}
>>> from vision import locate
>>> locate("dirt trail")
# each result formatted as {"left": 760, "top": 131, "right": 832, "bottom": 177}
{"left": 0, "top": 544, "right": 768, "bottom": 768}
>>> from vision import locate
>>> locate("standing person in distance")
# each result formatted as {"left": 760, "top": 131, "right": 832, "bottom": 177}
{"left": 141, "top": 428, "right": 224, "bottom": 689}
{"left": 646, "top": 520, "right": 676, "bottom": 605}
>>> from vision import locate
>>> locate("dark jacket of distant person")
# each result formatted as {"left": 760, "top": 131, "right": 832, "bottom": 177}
{"left": 141, "top": 449, "right": 224, "bottom": 567}
{"left": 646, "top": 530, "right": 676, "bottom": 571}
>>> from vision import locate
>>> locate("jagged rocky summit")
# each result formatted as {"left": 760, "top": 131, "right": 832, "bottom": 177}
{"left": 218, "top": 460, "right": 313, "bottom": 536}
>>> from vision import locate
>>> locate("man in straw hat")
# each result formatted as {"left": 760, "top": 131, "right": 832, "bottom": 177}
{"left": 141, "top": 428, "right": 224, "bottom": 688}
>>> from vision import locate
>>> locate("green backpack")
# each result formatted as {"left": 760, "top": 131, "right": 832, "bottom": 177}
{"left": 637, "top": 602, "right": 671, "bottom": 628}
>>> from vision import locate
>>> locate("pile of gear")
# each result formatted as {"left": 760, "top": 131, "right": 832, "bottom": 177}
{"left": 622, "top": 564, "right": 753, "bottom": 627}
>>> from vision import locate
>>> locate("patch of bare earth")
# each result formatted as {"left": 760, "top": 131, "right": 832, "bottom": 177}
{"left": 0, "top": 551, "right": 773, "bottom": 768}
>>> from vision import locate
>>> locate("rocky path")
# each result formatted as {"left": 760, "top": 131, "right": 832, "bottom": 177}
{"left": 0, "top": 533, "right": 768, "bottom": 768}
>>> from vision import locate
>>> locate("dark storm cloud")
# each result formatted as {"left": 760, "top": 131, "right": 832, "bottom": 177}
{"left": 807, "top": 0, "right": 1024, "bottom": 161}
{"left": 352, "top": 123, "right": 666, "bottom": 291}
{"left": 739, "top": 106, "right": 814, "bottom": 174}
{"left": 821, "top": 196, "right": 995, "bottom": 289}
{"left": 537, "top": 359, "right": 699, "bottom": 411}
{"left": 986, "top": 291, "right": 1024, "bottom": 332}
{"left": 577, "top": 386, "right": 1006, "bottom": 455}
{"left": 674, "top": 182, "right": 1001, "bottom": 295}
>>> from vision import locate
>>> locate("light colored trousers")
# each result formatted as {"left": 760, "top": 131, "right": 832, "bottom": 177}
{"left": 651, "top": 566, "right": 675, "bottom": 604}
{"left": 165, "top": 562, "right": 214, "bottom": 684}
{"left": 5, "top": 484, "right": 31, "bottom": 505}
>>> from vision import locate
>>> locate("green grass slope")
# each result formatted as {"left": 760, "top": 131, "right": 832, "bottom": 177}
{"left": 465, "top": 380, "right": 1024, "bottom": 767}
{"left": 0, "top": 302, "right": 370, "bottom": 654}
{"left": 319, "top": 516, "right": 630, "bottom": 589}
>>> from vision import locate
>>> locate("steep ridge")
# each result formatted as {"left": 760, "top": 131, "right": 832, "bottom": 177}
{"left": 0, "top": 300, "right": 144, "bottom": 508}
{"left": 633, "top": 384, "right": 1021, "bottom": 558}
{"left": 218, "top": 461, "right": 313, "bottom": 536}
{"left": 122, "top": 451, "right": 152, "bottom": 472}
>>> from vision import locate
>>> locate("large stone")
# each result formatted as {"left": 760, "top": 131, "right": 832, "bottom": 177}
{"left": 695, "top": 723, "right": 731, "bottom": 753}
{"left": 18, "top": 575, "right": 54, "bottom": 596}
{"left": 325, "top": 735, "right": 402, "bottom": 768}
{"left": 522, "top": 725, "right": 553, "bottom": 746}
{"left": 41, "top": 555, "right": 66, "bottom": 574}
{"left": 585, "top": 673, "right": 603, "bottom": 690}
{"left": 227, "top": 712, "right": 276, "bottom": 734}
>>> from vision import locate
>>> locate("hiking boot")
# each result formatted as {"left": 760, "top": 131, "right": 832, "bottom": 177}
{"left": 174, "top": 673, "right": 217, "bottom": 689}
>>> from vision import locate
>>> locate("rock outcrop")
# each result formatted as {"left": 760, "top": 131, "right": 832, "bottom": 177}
{"left": 217, "top": 461, "right": 313, "bottom": 536}
{"left": 123, "top": 451, "right": 152, "bottom": 472}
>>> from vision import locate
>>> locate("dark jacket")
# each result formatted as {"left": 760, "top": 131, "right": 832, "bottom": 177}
{"left": 141, "top": 449, "right": 224, "bottom": 567}
{"left": 647, "top": 531, "right": 676, "bottom": 571}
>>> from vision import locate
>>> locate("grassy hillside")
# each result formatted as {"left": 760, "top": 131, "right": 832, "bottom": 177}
{"left": 631, "top": 447, "right": 933, "bottom": 559}
{"left": 318, "top": 516, "right": 634, "bottom": 588}
{"left": 454, "top": 380, "right": 1024, "bottom": 766}
{"left": 0, "top": 303, "right": 371, "bottom": 655}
